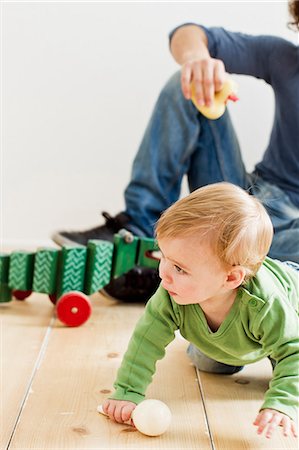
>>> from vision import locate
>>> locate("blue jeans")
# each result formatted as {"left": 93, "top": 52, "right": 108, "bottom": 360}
{"left": 187, "top": 344, "right": 244, "bottom": 375}
{"left": 186, "top": 344, "right": 277, "bottom": 375}
{"left": 124, "top": 71, "right": 299, "bottom": 263}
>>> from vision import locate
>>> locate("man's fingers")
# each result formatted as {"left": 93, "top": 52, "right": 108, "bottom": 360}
{"left": 181, "top": 58, "right": 228, "bottom": 106}
{"left": 213, "top": 59, "right": 226, "bottom": 92}
{"left": 192, "top": 61, "right": 205, "bottom": 106}
{"left": 201, "top": 60, "right": 214, "bottom": 106}
{"left": 181, "top": 63, "right": 192, "bottom": 99}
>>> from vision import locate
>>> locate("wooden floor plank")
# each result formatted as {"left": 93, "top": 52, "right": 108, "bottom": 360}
{"left": 198, "top": 360, "right": 298, "bottom": 450}
{"left": 1, "top": 294, "right": 55, "bottom": 450}
{"left": 8, "top": 293, "right": 212, "bottom": 449}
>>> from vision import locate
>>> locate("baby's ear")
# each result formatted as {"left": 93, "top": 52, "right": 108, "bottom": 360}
{"left": 225, "top": 266, "right": 246, "bottom": 289}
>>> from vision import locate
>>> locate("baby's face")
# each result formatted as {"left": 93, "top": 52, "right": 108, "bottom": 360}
{"left": 158, "top": 235, "right": 230, "bottom": 305}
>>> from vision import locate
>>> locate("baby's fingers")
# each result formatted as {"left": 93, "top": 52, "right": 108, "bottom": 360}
{"left": 253, "top": 410, "right": 274, "bottom": 435}
{"left": 290, "top": 419, "right": 298, "bottom": 438}
{"left": 281, "top": 416, "right": 291, "bottom": 437}
{"left": 113, "top": 402, "right": 130, "bottom": 423}
{"left": 111, "top": 401, "right": 136, "bottom": 424}
{"left": 106, "top": 402, "right": 117, "bottom": 421}
{"left": 121, "top": 403, "right": 136, "bottom": 423}
{"left": 254, "top": 409, "right": 298, "bottom": 439}
{"left": 264, "top": 413, "right": 282, "bottom": 439}
{"left": 102, "top": 399, "right": 110, "bottom": 415}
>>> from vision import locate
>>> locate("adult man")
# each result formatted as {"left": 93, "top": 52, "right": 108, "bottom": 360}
{"left": 53, "top": 0, "right": 299, "bottom": 301}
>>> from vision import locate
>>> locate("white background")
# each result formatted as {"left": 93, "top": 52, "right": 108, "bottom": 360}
{"left": 1, "top": 0, "right": 295, "bottom": 247}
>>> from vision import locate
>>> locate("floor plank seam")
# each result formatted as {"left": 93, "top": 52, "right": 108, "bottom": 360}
{"left": 6, "top": 315, "right": 56, "bottom": 450}
{"left": 195, "top": 367, "right": 216, "bottom": 450}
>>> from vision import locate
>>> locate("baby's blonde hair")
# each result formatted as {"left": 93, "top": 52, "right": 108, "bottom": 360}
{"left": 156, "top": 182, "right": 273, "bottom": 282}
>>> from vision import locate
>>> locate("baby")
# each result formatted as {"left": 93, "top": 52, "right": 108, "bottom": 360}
{"left": 103, "top": 182, "right": 298, "bottom": 438}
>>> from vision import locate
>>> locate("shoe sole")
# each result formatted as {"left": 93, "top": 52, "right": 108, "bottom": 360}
{"left": 51, "top": 232, "right": 85, "bottom": 247}
{"left": 100, "top": 288, "right": 118, "bottom": 300}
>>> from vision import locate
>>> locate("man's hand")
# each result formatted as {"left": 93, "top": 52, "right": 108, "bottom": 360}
{"left": 181, "top": 57, "right": 226, "bottom": 107}
{"left": 102, "top": 399, "right": 136, "bottom": 424}
{"left": 253, "top": 408, "right": 298, "bottom": 438}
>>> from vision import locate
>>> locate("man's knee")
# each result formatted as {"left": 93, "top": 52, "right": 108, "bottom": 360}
{"left": 158, "top": 71, "right": 184, "bottom": 103}
{"left": 187, "top": 343, "right": 244, "bottom": 375}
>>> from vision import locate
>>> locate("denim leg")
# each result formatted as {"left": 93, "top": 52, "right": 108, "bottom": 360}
{"left": 124, "top": 70, "right": 299, "bottom": 263}
{"left": 282, "top": 261, "right": 299, "bottom": 271}
{"left": 186, "top": 112, "right": 249, "bottom": 192}
{"left": 268, "top": 356, "right": 276, "bottom": 370}
{"left": 250, "top": 176, "right": 299, "bottom": 263}
{"left": 124, "top": 71, "right": 249, "bottom": 237}
{"left": 187, "top": 343, "right": 244, "bottom": 375}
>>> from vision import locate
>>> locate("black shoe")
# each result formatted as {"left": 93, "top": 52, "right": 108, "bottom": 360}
{"left": 52, "top": 212, "right": 132, "bottom": 246}
{"left": 102, "top": 266, "right": 161, "bottom": 303}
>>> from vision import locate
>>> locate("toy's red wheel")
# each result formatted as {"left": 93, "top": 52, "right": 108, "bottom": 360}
{"left": 13, "top": 290, "right": 32, "bottom": 300}
{"left": 56, "top": 292, "right": 92, "bottom": 327}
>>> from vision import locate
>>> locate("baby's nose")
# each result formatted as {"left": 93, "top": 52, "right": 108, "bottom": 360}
{"left": 160, "top": 271, "right": 172, "bottom": 287}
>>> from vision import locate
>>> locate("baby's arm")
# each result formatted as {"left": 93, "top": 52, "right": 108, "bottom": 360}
{"left": 102, "top": 398, "right": 136, "bottom": 424}
{"left": 251, "top": 293, "right": 298, "bottom": 435}
{"left": 254, "top": 408, "right": 298, "bottom": 439}
{"left": 101, "top": 289, "right": 178, "bottom": 425}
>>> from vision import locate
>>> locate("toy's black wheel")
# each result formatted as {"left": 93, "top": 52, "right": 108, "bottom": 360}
{"left": 48, "top": 294, "right": 57, "bottom": 305}
{"left": 13, "top": 290, "right": 32, "bottom": 300}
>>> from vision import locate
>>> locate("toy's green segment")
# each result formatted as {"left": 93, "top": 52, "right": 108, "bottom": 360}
{"left": 85, "top": 240, "right": 114, "bottom": 294}
{"left": 112, "top": 233, "right": 139, "bottom": 278}
{"left": 33, "top": 248, "right": 59, "bottom": 294}
{"left": 8, "top": 251, "right": 35, "bottom": 291}
{"left": 56, "top": 246, "right": 87, "bottom": 297}
{"left": 0, "top": 254, "right": 10, "bottom": 283}
{"left": 0, "top": 234, "right": 160, "bottom": 305}
{"left": 137, "top": 238, "right": 160, "bottom": 269}
{"left": 0, "top": 283, "right": 12, "bottom": 302}
{"left": 0, "top": 253, "right": 12, "bottom": 303}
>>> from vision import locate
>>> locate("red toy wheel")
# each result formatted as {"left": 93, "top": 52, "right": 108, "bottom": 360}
{"left": 56, "top": 291, "right": 92, "bottom": 327}
{"left": 13, "top": 290, "right": 32, "bottom": 300}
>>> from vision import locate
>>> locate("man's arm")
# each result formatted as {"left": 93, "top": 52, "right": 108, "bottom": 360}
{"left": 169, "top": 24, "right": 226, "bottom": 106}
{"left": 170, "top": 25, "right": 209, "bottom": 65}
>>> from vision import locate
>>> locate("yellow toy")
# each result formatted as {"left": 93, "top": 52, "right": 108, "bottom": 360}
{"left": 191, "top": 78, "right": 238, "bottom": 120}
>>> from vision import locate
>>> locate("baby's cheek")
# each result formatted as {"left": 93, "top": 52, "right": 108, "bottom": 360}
{"left": 179, "top": 283, "right": 200, "bottom": 300}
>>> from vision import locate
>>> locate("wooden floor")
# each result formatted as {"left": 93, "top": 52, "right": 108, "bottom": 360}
{"left": 1, "top": 291, "right": 298, "bottom": 450}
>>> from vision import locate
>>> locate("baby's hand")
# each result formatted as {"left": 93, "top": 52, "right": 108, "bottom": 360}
{"left": 253, "top": 408, "right": 298, "bottom": 439}
{"left": 102, "top": 398, "right": 136, "bottom": 424}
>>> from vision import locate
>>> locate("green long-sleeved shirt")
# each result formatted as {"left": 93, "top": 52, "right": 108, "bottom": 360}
{"left": 110, "top": 257, "right": 299, "bottom": 421}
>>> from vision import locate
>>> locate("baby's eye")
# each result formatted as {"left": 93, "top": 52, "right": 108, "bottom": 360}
{"left": 174, "top": 265, "right": 184, "bottom": 273}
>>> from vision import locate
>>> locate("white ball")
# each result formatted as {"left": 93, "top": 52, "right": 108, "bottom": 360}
{"left": 131, "top": 399, "right": 172, "bottom": 436}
